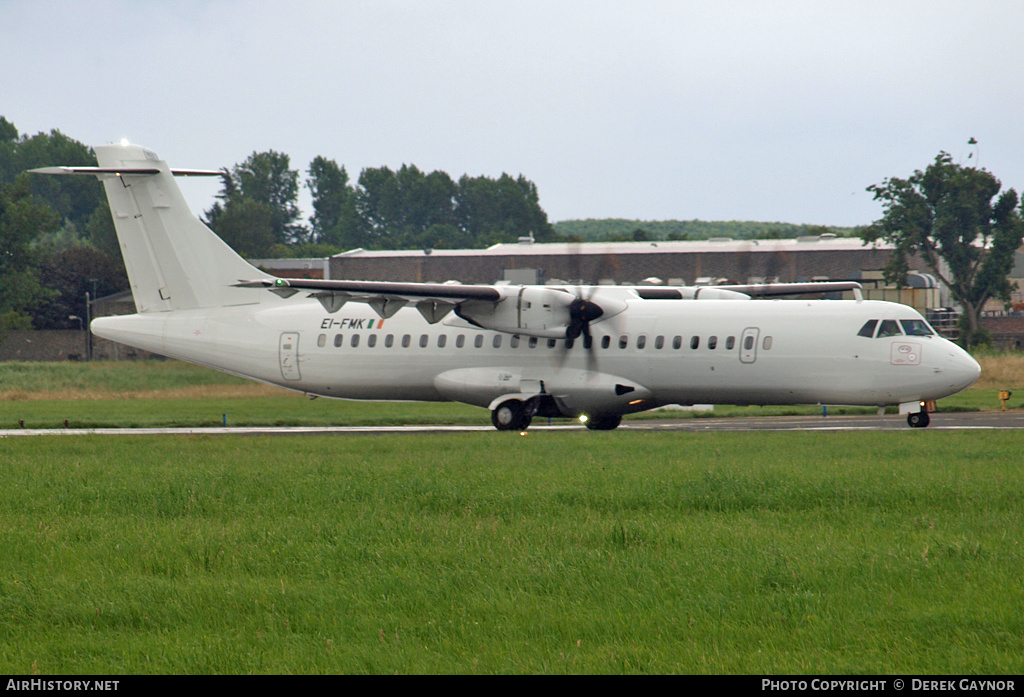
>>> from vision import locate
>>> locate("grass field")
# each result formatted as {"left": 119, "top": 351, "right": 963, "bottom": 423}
{"left": 0, "top": 431, "right": 1022, "bottom": 674}
{"left": 1, "top": 354, "right": 1023, "bottom": 429}
{"left": 0, "top": 358, "right": 1022, "bottom": 674}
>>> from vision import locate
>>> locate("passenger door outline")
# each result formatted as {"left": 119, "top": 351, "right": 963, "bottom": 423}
{"left": 279, "top": 332, "right": 301, "bottom": 381}
{"left": 739, "top": 327, "right": 760, "bottom": 364}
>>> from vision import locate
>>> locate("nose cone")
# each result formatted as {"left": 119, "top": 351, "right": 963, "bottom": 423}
{"left": 944, "top": 345, "right": 982, "bottom": 394}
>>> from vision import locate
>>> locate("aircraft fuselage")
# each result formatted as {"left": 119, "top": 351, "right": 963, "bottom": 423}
{"left": 92, "top": 292, "right": 980, "bottom": 420}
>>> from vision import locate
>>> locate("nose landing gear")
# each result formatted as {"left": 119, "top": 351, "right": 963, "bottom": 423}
{"left": 907, "top": 411, "right": 930, "bottom": 428}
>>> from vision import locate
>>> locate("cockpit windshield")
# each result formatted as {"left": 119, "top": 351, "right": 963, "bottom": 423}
{"left": 876, "top": 319, "right": 902, "bottom": 337}
{"left": 857, "top": 318, "right": 936, "bottom": 338}
{"left": 900, "top": 319, "right": 935, "bottom": 336}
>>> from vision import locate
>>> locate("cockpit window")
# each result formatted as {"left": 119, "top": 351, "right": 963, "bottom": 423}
{"left": 900, "top": 319, "right": 934, "bottom": 336}
{"left": 876, "top": 319, "right": 903, "bottom": 338}
{"left": 857, "top": 319, "right": 878, "bottom": 338}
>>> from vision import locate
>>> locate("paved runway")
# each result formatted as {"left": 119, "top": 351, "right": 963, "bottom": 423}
{"left": 2, "top": 410, "right": 1023, "bottom": 436}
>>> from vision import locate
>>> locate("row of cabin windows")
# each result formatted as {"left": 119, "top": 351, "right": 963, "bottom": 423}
{"left": 317, "top": 332, "right": 775, "bottom": 352}
{"left": 857, "top": 319, "right": 935, "bottom": 339}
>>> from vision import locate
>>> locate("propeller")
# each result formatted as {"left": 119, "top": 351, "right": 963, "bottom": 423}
{"left": 566, "top": 295, "right": 604, "bottom": 341}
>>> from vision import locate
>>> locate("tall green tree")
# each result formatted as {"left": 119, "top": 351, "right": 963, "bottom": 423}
{"left": 456, "top": 173, "right": 557, "bottom": 245}
{"left": 356, "top": 164, "right": 459, "bottom": 248}
{"left": 863, "top": 150, "right": 1024, "bottom": 347}
{"left": 206, "top": 150, "right": 307, "bottom": 253}
{"left": 0, "top": 175, "right": 60, "bottom": 331}
{"left": 306, "top": 156, "right": 361, "bottom": 248}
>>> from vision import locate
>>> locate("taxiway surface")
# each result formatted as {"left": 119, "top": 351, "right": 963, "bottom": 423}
{"left": 2, "top": 411, "right": 1022, "bottom": 437}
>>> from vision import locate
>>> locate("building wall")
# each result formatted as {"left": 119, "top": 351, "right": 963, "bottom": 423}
{"left": 329, "top": 247, "right": 901, "bottom": 286}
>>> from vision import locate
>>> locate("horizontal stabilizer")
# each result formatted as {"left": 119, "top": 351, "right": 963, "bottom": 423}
{"left": 29, "top": 166, "right": 224, "bottom": 177}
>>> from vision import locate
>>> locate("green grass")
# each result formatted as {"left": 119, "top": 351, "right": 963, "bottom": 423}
{"left": 0, "top": 360, "right": 253, "bottom": 395}
{"left": 0, "top": 431, "right": 1021, "bottom": 674}
{"left": 1, "top": 359, "right": 1020, "bottom": 429}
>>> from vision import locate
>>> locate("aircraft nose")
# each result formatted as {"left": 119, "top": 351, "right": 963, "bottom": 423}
{"left": 945, "top": 346, "right": 981, "bottom": 392}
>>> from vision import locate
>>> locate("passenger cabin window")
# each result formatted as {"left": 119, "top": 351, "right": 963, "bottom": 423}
{"left": 368, "top": 334, "right": 377, "bottom": 348}
{"left": 402, "top": 334, "right": 411, "bottom": 348}
{"left": 618, "top": 335, "right": 628, "bottom": 349}
{"left": 318, "top": 334, "right": 326, "bottom": 348}
{"left": 528, "top": 337, "right": 538, "bottom": 349}
{"left": 456, "top": 334, "right": 465, "bottom": 348}
{"left": 691, "top": 336, "right": 700, "bottom": 350}
{"left": 655, "top": 336, "right": 664, "bottom": 349}
{"left": 385, "top": 334, "right": 394, "bottom": 348}
{"left": 637, "top": 335, "right": 647, "bottom": 349}
{"left": 474, "top": 335, "right": 484, "bottom": 348}
{"left": 726, "top": 336, "right": 735, "bottom": 350}
{"left": 763, "top": 336, "right": 773, "bottom": 350}
{"left": 351, "top": 334, "right": 360, "bottom": 348}
{"left": 437, "top": 335, "right": 446, "bottom": 348}
{"left": 601, "top": 336, "right": 611, "bottom": 349}
{"left": 334, "top": 334, "right": 344, "bottom": 348}
{"left": 493, "top": 335, "right": 502, "bottom": 348}
{"left": 511, "top": 335, "right": 520, "bottom": 348}
{"left": 672, "top": 336, "right": 682, "bottom": 349}
{"left": 708, "top": 336, "right": 718, "bottom": 350}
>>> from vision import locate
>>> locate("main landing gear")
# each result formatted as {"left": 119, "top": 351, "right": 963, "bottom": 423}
{"left": 583, "top": 413, "right": 622, "bottom": 431}
{"left": 490, "top": 399, "right": 624, "bottom": 431}
{"left": 491, "top": 399, "right": 533, "bottom": 431}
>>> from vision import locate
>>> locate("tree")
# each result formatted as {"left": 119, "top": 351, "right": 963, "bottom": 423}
{"left": 306, "top": 156, "right": 361, "bottom": 248}
{"left": 863, "top": 150, "right": 1024, "bottom": 347}
{"left": 0, "top": 175, "right": 59, "bottom": 330}
{"left": 355, "top": 164, "right": 458, "bottom": 248}
{"left": 205, "top": 150, "right": 307, "bottom": 253}
{"left": 456, "top": 173, "right": 558, "bottom": 245}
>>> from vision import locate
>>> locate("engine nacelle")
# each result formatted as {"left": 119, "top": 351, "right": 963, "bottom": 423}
{"left": 455, "top": 286, "right": 578, "bottom": 339}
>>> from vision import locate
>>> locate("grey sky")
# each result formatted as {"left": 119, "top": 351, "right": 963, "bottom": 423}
{"left": 4, "top": 0, "right": 1024, "bottom": 228}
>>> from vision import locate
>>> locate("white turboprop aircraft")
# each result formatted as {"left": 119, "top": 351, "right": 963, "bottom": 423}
{"left": 32, "top": 143, "right": 981, "bottom": 430}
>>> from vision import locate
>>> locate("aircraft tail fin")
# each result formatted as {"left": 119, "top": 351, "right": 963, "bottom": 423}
{"left": 32, "top": 143, "right": 270, "bottom": 312}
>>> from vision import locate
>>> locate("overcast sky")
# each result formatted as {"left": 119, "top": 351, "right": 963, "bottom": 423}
{"left": 4, "top": 0, "right": 1024, "bottom": 228}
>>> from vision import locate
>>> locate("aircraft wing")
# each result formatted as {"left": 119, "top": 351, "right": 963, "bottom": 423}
{"left": 235, "top": 277, "right": 862, "bottom": 336}
{"left": 235, "top": 278, "right": 501, "bottom": 323}
{"left": 716, "top": 281, "right": 863, "bottom": 298}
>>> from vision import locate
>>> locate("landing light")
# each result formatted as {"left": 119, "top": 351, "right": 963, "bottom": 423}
{"left": 120, "top": 138, "right": 130, "bottom": 147}
{"left": 579, "top": 415, "right": 589, "bottom": 424}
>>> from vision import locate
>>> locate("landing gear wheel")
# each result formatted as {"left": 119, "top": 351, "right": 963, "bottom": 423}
{"left": 907, "top": 411, "right": 930, "bottom": 428}
{"left": 492, "top": 399, "right": 532, "bottom": 431}
{"left": 585, "top": 413, "right": 622, "bottom": 431}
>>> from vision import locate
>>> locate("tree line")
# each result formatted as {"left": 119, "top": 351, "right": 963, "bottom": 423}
{"left": 0, "top": 118, "right": 561, "bottom": 332}
{"left": 204, "top": 151, "right": 561, "bottom": 257}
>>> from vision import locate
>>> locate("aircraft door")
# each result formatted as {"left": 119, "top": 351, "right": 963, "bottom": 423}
{"left": 739, "top": 327, "right": 759, "bottom": 364}
{"left": 279, "top": 332, "right": 301, "bottom": 381}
